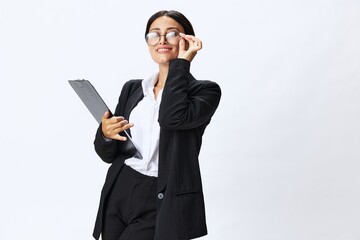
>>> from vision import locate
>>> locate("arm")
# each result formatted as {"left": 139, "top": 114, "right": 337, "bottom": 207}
{"left": 93, "top": 81, "right": 137, "bottom": 163}
{"left": 94, "top": 124, "right": 119, "bottom": 163}
{"left": 158, "top": 59, "right": 221, "bottom": 130}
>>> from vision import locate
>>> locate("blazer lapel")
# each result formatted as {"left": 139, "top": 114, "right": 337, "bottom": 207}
{"left": 124, "top": 84, "right": 144, "bottom": 137}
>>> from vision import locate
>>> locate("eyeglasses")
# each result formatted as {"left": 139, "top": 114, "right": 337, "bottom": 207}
{"left": 145, "top": 31, "right": 181, "bottom": 46}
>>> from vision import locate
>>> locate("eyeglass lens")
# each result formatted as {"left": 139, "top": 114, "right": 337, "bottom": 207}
{"left": 146, "top": 31, "right": 180, "bottom": 46}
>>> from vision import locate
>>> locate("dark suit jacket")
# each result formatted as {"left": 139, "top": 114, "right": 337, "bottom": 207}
{"left": 92, "top": 59, "right": 221, "bottom": 240}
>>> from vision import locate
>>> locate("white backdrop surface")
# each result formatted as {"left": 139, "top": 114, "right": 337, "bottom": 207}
{"left": 1, "top": 0, "right": 359, "bottom": 239}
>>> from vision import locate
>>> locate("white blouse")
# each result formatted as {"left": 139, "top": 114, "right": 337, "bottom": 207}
{"left": 124, "top": 73, "right": 163, "bottom": 177}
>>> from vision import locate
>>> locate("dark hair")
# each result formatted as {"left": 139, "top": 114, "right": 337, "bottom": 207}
{"left": 145, "top": 10, "right": 195, "bottom": 37}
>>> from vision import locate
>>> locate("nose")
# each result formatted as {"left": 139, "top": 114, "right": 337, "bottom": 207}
{"left": 159, "top": 35, "right": 167, "bottom": 45}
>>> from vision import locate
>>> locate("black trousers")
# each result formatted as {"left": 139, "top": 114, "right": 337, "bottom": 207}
{"left": 102, "top": 164, "right": 158, "bottom": 240}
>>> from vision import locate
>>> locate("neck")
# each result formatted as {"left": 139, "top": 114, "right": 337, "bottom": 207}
{"left": 156, "top": 63, "right": 169, "bottom": 88}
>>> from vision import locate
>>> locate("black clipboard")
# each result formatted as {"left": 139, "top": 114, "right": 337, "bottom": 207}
{"left": 68, "top": 79, "right": 142, "bottom": 159}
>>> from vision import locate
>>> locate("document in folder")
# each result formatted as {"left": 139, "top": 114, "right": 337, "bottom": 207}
{"left": 68, "top": 79, "right": 142, "bottom": 159}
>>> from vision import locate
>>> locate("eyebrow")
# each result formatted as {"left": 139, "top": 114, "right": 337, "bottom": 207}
{"left": 149, "top": 27, "right": 181, "bottom": 32}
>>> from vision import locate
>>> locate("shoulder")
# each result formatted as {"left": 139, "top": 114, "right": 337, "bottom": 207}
{"left": 117, "top": 79, "right": 143, "bottom": 103}
{"left": 196, "top": 79, "right": 220, "bottom": 89}
{"left": 120, "top": 79, "right": 142, "bottom": 94}
{"left": 123, "top": 79, "right": 142, "bottom": 90}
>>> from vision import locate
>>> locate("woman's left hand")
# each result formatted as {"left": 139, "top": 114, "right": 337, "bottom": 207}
{"left": 178, "top": 33, "right": 202, "bottom": 62}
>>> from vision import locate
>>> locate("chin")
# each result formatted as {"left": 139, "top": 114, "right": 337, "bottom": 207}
{"left": 153, "top": 56, "right": 177, "bottom": 65}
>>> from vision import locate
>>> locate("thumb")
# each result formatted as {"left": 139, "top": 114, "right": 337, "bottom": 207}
{"left": 179, "top": 37, "right": 186, "bottom": 52}
{"left": 102, "top": 111, "right": 110, "bottom": 121}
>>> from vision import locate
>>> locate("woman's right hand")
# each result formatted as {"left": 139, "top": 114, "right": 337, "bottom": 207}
{"left": 101, "top": 111, "right": 134, "bottom": 141}
{"left": 178, "top": 33, "right": 202, "bottom": 62}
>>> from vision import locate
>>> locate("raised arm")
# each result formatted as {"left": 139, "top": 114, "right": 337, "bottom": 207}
{"left": 158, "top": 59, "right": 221, "bottom": 130}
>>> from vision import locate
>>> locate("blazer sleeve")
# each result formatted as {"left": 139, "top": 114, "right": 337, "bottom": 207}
{"left": 158, "top": 58, "right": 221, "bottom": 130}
{"left": 93, "top": 80, "right": 137, "bottom": 163}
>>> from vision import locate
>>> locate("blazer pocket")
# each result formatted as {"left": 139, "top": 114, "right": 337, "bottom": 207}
{"left": 173, "top": 190, "right": 200, "bottom": 197}
{"left": 174, "top": 191, "right": 207, "bottom": 238}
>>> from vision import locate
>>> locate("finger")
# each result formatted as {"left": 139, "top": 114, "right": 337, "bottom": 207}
{"left": 179, "top": 33, "right": 202, "bottom": 50}
{"left": 102, "top": 111, "right": 110, "bottom": 121}
{"left": 179, "top": 33, "right": 193, "bottom": 45}
{"left": 107, "top": 116, "right": 124, "bottom": 124}
{"left": 190, "top": 38, "right": 202, "bottom": 50}
{"left": 102, "top": 119, "right": 123, "bottom": 137}
{"left": 111, "top": 134, "right": 127, "bottom": 141}
{"left": 102, "top": 112, "right": 124, "bottom": 125}
{"left": 179, "top": 37, "right": 186, "bottom": 52}
{"left": 103, "top": 117, "right": 124, "bottom": 128}
{"left": 195, "top": 39, "right": 202, "bottom": 49}
{"left": 114, "top": 122, "right": 134, "bottom": 133}
{"left": 112, "top": 119, "right": 129, "bottom": 129}
{"left": 105, "top": 120, "right": 128, "bottom": 135}
{"left": 107, "top": 121, "right": 133, "bottom": 135}
{"left": 107, "top": 122, "right": 134, "bottom": 141}
{"left": 179, "top": 33, "right": 200, "bottom": 43}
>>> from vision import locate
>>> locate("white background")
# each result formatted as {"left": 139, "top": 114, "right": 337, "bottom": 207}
{"left": 1, "top": 0, "right": 360, "bottom": 239}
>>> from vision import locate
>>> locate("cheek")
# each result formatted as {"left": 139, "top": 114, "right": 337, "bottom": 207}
{"left": 171, "top": 45, "right": 180, "bottom": 58}
{"left": 148, "top": 47, "right": 157, "bottom": 60}
{"left": 173, "top": 46, "right": 180, "bottom": 54}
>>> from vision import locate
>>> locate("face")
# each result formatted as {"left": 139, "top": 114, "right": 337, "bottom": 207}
{"left": 146, "top": 16, "right": 185, "bottom": 65}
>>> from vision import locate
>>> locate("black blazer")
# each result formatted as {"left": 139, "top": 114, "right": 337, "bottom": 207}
{"left": 93, "top": 59, "right": 221, "bottom": 240}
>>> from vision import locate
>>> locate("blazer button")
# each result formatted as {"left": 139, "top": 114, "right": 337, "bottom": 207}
{"left": 157, "top": 193, "right": 164, "bottom": 200}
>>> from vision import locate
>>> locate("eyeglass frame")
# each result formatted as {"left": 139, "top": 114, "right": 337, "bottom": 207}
{"left": 145, "top": 31, "right": 181, "bottom": 46}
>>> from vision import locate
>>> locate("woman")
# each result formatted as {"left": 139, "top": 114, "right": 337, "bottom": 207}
{"left": 93, "top": 10, "right": 221, "bottom": 240}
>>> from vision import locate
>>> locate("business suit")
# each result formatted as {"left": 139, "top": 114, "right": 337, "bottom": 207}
{"left": 93, "top": 58, "right": 221, "bottom": 240}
